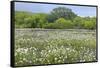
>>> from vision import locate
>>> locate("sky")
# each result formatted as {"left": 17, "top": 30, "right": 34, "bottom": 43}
{"left": 15, "top": 2, "right": 97, "bottom": 17}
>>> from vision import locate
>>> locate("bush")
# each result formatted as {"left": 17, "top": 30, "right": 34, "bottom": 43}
{"left": 43, "top": 18, "right": 73, "bottom": 29}
{"left": 83, "top": 20, "right": 95, "bottom": 29}
{"left": 15, "top": 11, "right": 48, "bottom": 28}
{"left": 15, "top": 11, "right": 96, "bottom": 30}
{"left": 82, "top": 17, "right": 96, "bottom": 29}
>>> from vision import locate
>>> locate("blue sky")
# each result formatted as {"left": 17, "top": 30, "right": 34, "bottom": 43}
{"left": 15, "top": 2, "right": 96, "bottom": 17}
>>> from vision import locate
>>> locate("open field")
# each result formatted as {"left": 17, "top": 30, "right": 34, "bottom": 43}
{"left": 15, "top": 29, "right": 97, "bottom": 66}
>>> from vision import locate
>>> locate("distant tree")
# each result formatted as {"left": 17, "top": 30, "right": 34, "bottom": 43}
{"left": 48, "top": 7, "right": 77, "bottom": 22}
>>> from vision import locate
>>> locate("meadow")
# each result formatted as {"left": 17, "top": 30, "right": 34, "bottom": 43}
{"left": 15, "top": 29, "right": 97, "bottom": 66}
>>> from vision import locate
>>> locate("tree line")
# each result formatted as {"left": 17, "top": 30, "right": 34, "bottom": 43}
{"left": 15, "top": 7, "right": 96, "bottom": 29}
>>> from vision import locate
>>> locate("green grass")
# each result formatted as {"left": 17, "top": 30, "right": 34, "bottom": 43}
{"left": 15, "top": 29, "right": 97, "bottom": 66}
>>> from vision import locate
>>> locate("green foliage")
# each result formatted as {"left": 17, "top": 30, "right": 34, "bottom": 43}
{"left": 43, "top": 18, "right": 73, "bottom": 29}
{"left": 27, "top": 13, "right": 48, "bottom": 28}
{"left": 82, "top": 17, "right": 96, "bottom": 29}
{"left": 15, "top": 11, "right": 32, "bottom": 28}
{"left": 48, "top": 7, "right": 77, "bottom": 22}
{"left": 15, "top": 7, "right": 96, "bottom": 30}
{"left": 55, "top": 18, "right": 73, "bottom": 28}
{"left": 73, "top": 16, "right": 84, "bottom": 28}
{"left": 15, "top": 11, "right": 48, "bottom": 28}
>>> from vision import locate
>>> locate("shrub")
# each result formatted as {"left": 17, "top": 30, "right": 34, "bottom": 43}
{"left": 43, "top": 18, "right": 73, "bottom": 29}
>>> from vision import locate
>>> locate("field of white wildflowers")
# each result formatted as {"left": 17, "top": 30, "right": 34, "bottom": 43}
{"left": 15, "top": 29, "right": 97, "bottom": 66}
